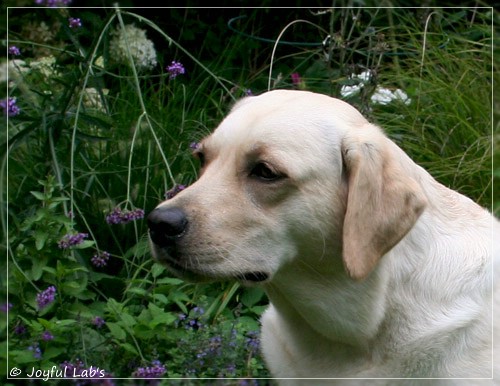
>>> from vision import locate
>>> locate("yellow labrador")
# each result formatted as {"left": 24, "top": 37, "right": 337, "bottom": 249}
{"left": 148, "top": 90, "right": 499, "bottom": 384}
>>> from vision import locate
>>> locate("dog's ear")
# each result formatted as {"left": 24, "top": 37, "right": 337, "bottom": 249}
{"left": 341, "top": 125, "right": 427, "bottom": 281}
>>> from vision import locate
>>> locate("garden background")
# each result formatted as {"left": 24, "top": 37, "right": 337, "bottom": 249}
{"left": 2, "top": 1, "right": 498, "bottom": 384}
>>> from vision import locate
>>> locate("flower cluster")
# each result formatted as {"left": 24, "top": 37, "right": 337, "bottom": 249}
{"left": 340, "top": 70, "right": 411, "bottom": 105}
{"left": 165, "top": 184, "right": 186, "bottom": 200}
{"left": 0, "top": 303, "right": 13, "bottom": 312}
{"left": 1, "top": 97, "right": 20, "bottom": 116}
{"left": 8, "top": 46, "right": 21, "bottom": 56}
{"left": 28, "top": 342, "right": 42, "bottom": 359}
{"left": 92, "top": 316, "right": 105, "bottom": 328}
{"left": 68, "top": 17, "right": 81, "bottom": 28}
{"left": 105, "top": 207, "right": 145, "bottom": 225}
{"left": 42, "top": 330, "right": 54, "bottom": 341}
{"left": 109, "top": 24, "right": 157, "bottom": 71}
{"left": 35, "top": 0, "right": 73, "bottom": 7}
{"left": 58, "top": 232, "right": 88, "bottom": 249}
{"left": 36, "top": 286, "right": 56, "bottom": 310}
{"left": 166, "top": 61, "right": 185, "bottom": 79}
{"left": 132, "top": 360, "right": 167, "bottom": 378}
{"left": 91, "top": 251, "right": 110, "bottom": 267}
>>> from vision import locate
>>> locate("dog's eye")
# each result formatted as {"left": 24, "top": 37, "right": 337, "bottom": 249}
{"left": 250, "top": 162, "right": 283, "bottom": 182}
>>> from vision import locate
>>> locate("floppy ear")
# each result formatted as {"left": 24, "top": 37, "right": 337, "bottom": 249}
{"left": 341, "top": 125, "right": 427, "bottom": 281}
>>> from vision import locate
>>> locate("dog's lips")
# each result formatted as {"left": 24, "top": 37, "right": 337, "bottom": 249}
{"left": 152, "top": 246, "right": 270, "bottom": 284}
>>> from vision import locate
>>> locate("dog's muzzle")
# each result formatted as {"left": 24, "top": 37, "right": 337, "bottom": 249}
{"left": 147, "top": 206, "right": 270, "bottom": 284}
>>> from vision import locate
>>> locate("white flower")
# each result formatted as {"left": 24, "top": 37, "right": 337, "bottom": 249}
{"left": 0, "top": 59, "right": 30, "bottom": 84}
{"left": 371, "top": 87, "right": 411, "bottom": 105}
{"left": 340, "top": 84, "right": 363, "bottom": 98}
{"left": 109, "top": 24, "right": 157, "bottom": 71}
{"left": 30, "top": 56, "right": 59, "bottom": 78}
{"left": 82, "top": 87, "right": 109, "bottom": 112}
{"left": 340, "top": 69, "right": 411, "bottom": 105}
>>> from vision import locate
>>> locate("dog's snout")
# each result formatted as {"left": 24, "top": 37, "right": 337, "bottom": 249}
{"left": 147, "top": 207, "right": 188, "bottom": 247}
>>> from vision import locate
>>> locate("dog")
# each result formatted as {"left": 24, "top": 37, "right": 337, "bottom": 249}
{"left": 148, "top": 90, "right": 500, "bottom": 385}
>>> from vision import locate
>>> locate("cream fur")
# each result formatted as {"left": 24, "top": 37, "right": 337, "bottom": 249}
{"left": 149, "top": 90, "right": 500, "bottom": 385}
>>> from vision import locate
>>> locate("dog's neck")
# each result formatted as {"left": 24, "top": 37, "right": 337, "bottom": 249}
{"left": 263, "top": 256, "right": 391, "bottom": 349}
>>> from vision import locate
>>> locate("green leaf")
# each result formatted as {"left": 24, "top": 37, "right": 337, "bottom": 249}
{"left": 120, "top": 313, "right": 136, "bottom": 327}
{"left": 30, "top": 191, "right": 46, "bottom": 201}
{"left": 120, "top": 342, "right": 138, "bottom": 355}
{"left": 148, "top": 312, "right": 177, "bottom": 329}
{"left": 151, "top": 263, "right": 165, "bottom": 278}
{"left": 107, "top": 322, "right": 126, "bottom": 341}
{"left": 152, "top": 293, "right": 169, "bottom": 305}
{"left": 31, "top": 256, "right": 48, "bottom": 281}
{"left": 241, "top": 287, "right": 265, "bottom": 308}
{"left": 155, "top": 277, "right": 184, "bottom": 286}
{"left": 34, "top": 230, "right": 49, "bottom": 251}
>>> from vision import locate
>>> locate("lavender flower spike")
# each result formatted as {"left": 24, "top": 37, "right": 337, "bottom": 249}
{"left": 36, "top": 286, "right": 56, "bottom": 310}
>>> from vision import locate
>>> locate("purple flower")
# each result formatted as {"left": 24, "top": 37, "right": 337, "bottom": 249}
{"left": 36, "top": 286, "right": 56, "bottom": 310}
{"left": 8, "top": 46, "right": 21, "bottom": 56}
{"left": 35, "top": 0, "right": 73, "bottom": 7}
{"left": 244, "top": 89, "right": 253, "bottom": 96}
{"left": 91, "top": 251, "right": 110, "bottom": 267}
{"left": 58, "top": 232, "right": 88, "bottom": 249}
{"left": 42, "top": 330, "right": 54, "bottom": 341}
{"left": 28, "top": 342, "right": 42, "bottom": 359}
{"left": 132, "top": 360, "right": 166, "bottom": 378}
{"left": 165, "top": 184, "right": 186, "bottom": 200}
{"left": 68, "top": 17, "right": 81, "bottom": 28}
{"left": 166, "top": 61, "right": 185, "bottom": 79}
{"left": 92, "top": 316, "right": 105, "bottom": 328}
{"left": 0, "top": 302, "right": 13, "bottom": 312}
{"left": 14, "top": 322, "right": 27, "bottom": 335}
{"left": 0, "top": 97, "right": 20, "bottom": 117}
{"left": 189, "top": 142, "right": 200, "bottom": 150}
{"left": 105, "top": 207, "right": 145, "bottom": 225}
{"left": 291, "top": 72, "right": 301, "bottom": 85}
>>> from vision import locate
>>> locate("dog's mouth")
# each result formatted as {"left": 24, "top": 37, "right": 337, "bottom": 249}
{"left": 152, "top": 248, "right": 270, "bottom": 284}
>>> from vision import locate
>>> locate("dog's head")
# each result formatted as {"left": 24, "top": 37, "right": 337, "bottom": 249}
{"left": 148, "top": 90, "right": 426, "bottom": 283}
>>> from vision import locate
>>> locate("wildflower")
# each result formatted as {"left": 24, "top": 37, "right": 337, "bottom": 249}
{"left": 68, "top": 17, "right": 81, "bottom": 28}
{"left": 14, "top": 322, "right": 27, "bottom": 335}
{"left": 36, "top": 286, "right": 56, "bottom": 310}
{"left": 41, "top": 330, "right": 54, "bottom": 341}
{"left": 57, "top": 232, "right": 88, "bottom": 249}
{"left": 82, "top": 87, "right": 109, "bottom": 112}
{"left": 28, "top": 342, "right": 42, "bottom": 359}
{"left": 189, "top": 142, "right": 200, "bottom": 150}
{"left": 109, "top": 24, "right": 157, "bottom": 71}
{"left": 35, "top": 0, "right": 73, "bottom": 7}
{"left": 30, "top": 55, "right": 59, "bottom": 78}
{"left": 0, "top": 302, "right": 12, "bottom": 312}
{"left": 92, "top": 316, "right": 105, "bottom": 328}
{"left": 0, "top": 97, "right": 20, "bottom": 117}
{"left": 371, "top": 87, "right": 411, "bottom": 105}
{"left": 132, "top": 360, "right": 166, "bottom": 378}
{"left": 105, "top": 207, "right": 145, "bottom": 225}
{"left": 165, "top": 184, "right": 186, "bottom": 200}
{"left": 166, "top": 60, "right": 185, "bottom": 79}
{"left": 245, "top": 330, "right": 260, "bottom": 355}
{"left": 291, "top": 72, "right": 301, "bottom": 85}
{"left": 8, "top": 46, "right": 21, "bottom": 56}
{"left": 244, "top": 89, "right": 253, "bottom": 96}
{"left": 91, "top": 251, "right": 110, "bottom": 267}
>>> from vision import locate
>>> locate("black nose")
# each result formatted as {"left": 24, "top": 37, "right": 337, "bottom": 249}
{"left": 147, "top": 207, "right": 188, "bottom": 248}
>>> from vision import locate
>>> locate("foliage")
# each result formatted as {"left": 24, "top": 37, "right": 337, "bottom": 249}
{"left": 2, "top": 3, "right": 496, "bottom": 385}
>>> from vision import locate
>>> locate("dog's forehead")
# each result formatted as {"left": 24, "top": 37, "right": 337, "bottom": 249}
{"left": 203, "top": 90, "right": 366, "bottom": 155}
